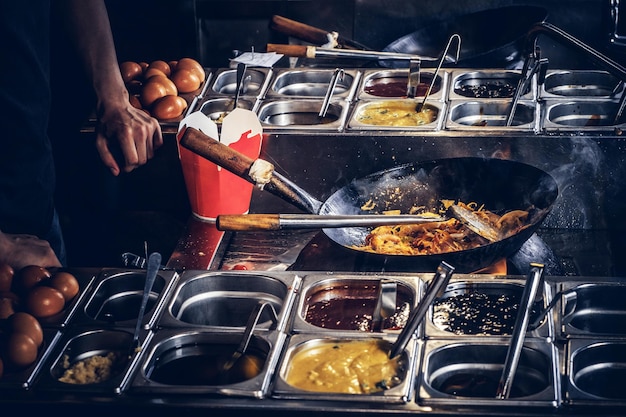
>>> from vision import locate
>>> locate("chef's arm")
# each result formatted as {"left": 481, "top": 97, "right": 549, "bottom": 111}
{"left": 58, "top": 0, "right": 163, "bottom": 176}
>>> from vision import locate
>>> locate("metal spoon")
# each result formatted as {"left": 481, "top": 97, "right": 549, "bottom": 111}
{"left": 129, "top": 251, "right": 161, "bottom": 356}
{"left": 389, "top": 261, "right": 455, "bottom": 358}
{"left": 232, "top": 62, "right": 247, "bottom": 110}
{"left": 220, "top": 301, "right": 278, "bottom": 374}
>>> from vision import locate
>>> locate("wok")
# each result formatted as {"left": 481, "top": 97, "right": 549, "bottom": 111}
{"left": 179, "top": 127, "right": 558, "bottom": 273}
{"left": 383, "top": 6, "right": 548, "bottom": 68}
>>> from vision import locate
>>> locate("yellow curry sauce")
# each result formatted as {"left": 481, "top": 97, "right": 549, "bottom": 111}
{"left": 356, "top": 101, "right": 437, "bottom": 127}
{"left": 284, "top": 339, "right": 402, "bottom": 394}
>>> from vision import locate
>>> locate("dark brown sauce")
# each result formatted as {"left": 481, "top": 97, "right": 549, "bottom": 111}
{"left": 305, "top": 293, "right": 410, "bottom": 331}
{"left": 364, "top": 75, "right": 439, "bottom": 97}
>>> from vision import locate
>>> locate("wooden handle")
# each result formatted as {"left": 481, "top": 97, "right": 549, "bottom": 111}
{"left": 270, "top": 15, "right": 331, "bottom": 45}
{"left": 179, "top": 127, "right": 255, "bottom": 181}
{"left": 266, "top": 43, "right": 311, "bottom": 57}
{"left": 216, "top": 214, "right": 281, "bottom": 231}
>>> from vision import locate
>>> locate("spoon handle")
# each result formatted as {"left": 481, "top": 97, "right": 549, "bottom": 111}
{"left": 389, "top": 261, "right": 455, "bottom": 358}
{"left": 131, "top": 252, "right": 161, "bottom": 350}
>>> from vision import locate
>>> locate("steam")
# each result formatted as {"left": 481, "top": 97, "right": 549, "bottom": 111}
{"left": 541, "top": 137, "right": 605, "bottom": 230}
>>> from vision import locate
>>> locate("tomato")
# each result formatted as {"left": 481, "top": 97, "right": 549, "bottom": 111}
{"left": 148, "top": 75, "right": 177, "bottom": 96}
{"left": 151, "top": 95, "right": 188, "bottom": 120}
{"left": 143, "top": 67, "right": 168, "bottom": 81}
{"left": 148, "top": 60, "right": 172, "bottom": 77}
{"left": 25, "top": 286, "right": 65, "bottom": 318}
{"left": 48, "top": 271, "right": 80, "bottom": 302}
{"left": 119, "top": 61, "right": 143, "bottom": 83}
{"left": 140, "top": 80, "right": 168, "bottom": 108}
{"left": 176, "top": 57, "right": 205, "bottom": 82}
{"left": 171, "top": 68, "right": 202, "bottom": 93}
{"left": 12, "top": 265, "right": 50, "bottom": 297}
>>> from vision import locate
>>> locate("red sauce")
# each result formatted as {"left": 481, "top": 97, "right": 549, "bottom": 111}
{"left": 364, "top": 75, "right": 439, "bottom": 97}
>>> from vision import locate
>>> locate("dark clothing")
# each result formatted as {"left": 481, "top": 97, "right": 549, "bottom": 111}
{"left": 0, "top": 1, "right": 65, "bottom": 263}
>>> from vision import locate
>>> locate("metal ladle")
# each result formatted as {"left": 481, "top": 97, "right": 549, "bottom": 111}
{"left": 415, "top": 34, "right": 461, "bottom": 112}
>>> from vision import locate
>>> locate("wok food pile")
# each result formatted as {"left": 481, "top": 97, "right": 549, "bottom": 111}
{"left": 358, "top": 201, "right": 531, "bottom": 256}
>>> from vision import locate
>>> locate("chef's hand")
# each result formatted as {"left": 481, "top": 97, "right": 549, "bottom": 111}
{"left": 95, "top": 93, "right": 163, "bottom": 176}
{"left": 0, "top": 231, "right": 62, "bottom": 270}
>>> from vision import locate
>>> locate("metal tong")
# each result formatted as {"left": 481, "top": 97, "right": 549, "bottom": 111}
{"left": 319, "top": 68, "right": 345, "bottom": 118}
{"left": 415, "top": 34, "right": 461, "bottom": 112}
{"left": 506, "top": 47, "right": 548, "bottom": 127}
{"left": 389, "top": 261, "right": 455, "bottom": 358}
{"left": 496, "top": 262, "right": 545, "bottom": 399}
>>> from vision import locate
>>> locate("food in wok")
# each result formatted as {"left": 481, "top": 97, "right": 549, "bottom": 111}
{"left": 355, "top": 201, "right": 533, "bottom": 256}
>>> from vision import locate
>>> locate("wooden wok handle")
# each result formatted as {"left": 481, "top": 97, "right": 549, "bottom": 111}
{"left": 179, "top": 127, "right": 255, "bottom": 181}
{"left": 217, "top": 214, "right": 281, "bottom": 231}
{"left": 266, "top": 43, "right": 312, "bottom": 58}
{"left": 270, "top": 15, "right": 332, "bottom": 45}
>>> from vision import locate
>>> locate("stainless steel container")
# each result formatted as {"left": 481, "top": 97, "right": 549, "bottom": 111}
{"left": 207, "top": 67, "right": 273, "bottom": 99}
{"left": 291, "top": 273, "right": 422, "bottom": 334}
{"left": 566, "top": 339, "right": 626, "bottom": 405}
{"left": 556, "top": 281, "right": 626, "bottom": 339}
{"left": 417, "top": 339, "right": 560, "bottom": 407}
{"left": 257, "top": 99, "right": 349, "bottom": 131}
{"left": 266, "top": 68, "right": 360, "bottom": 100}
{"left": 543, "top": 100, "right": 626, "bottom": 132}
{"left": 272, "top": 334, "right": 418, "bottom": 403}
{"left": 156, "top": 270, "right": 298, "bottom": 331}
{"left": 445, "top": 100, "right": 538, "bottom": 131}
{"left": 540, "top": 70, "right": 624, "bottom": 99}
{"left": 426, "top": 276, "right": 554, "bottom": 339}
{"left": 130, "top": 328, "right": 285, "bottom": 398}
{"left": 448, "top": 70, "right": 533, "bottom": 100}
{"left": 348, "top": 99, "right": 444, "bottom": 131}
{"left": 33, "top": 327, "right": 146, "bottom": 394}
{"left": 357, "top": 69, "right": 447, "bottom": 101}
{"left": 69, "top": 268, "right": 178, "bottom": 329}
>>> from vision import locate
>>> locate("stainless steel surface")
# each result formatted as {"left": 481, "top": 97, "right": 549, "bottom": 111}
{"left": 447, "top": 99, "right": 537, "bottom": 130}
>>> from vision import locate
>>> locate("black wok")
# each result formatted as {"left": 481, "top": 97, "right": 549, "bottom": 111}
{"left": 383, "top": 6, "right": 548, "bottom": 68}
{"left": 180, "top": 127, "right": 558, "bottom": 273}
